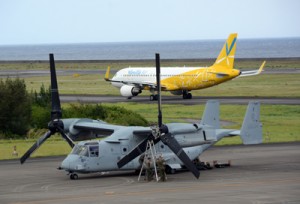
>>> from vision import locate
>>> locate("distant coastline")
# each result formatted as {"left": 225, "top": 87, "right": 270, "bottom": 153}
{"left": 1, "top": 57, "right": 300, "bottom": 64}
{"left": 0, "top": 38, "right": 299, "bottom": 61}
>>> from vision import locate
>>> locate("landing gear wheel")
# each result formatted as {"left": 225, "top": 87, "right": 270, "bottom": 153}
{"left": 70, "top": 173, "right": 78, "bottom": 180}
{"left": 183, "top": 92, "right": 192, "bottom": 99}
{"left": 150, "top": 95, "right": 154, "bottom": 101}
{"left": 150, "top": 94, "right": 158, "bottom": 101}
{"left": 166, "top": 166, "right": 176, "bottom": 174}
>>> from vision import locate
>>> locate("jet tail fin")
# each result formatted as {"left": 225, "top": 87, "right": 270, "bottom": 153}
{"left": 214, "top": 33, "right": 238, "bottom": 69}
{"left": 200, "top": 100, "right": 220, "bottom": 129}
{"left": 240, "top": 101, "right": 262, "bottom": 144}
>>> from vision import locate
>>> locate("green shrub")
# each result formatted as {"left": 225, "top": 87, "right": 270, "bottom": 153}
{"left": 105, "top": 106, "right": 148, "bottom": 126}
{"left": 63, "top": 103, "right": 148, "bottom": 126}
{"left": 63, "top": 103, "right": 107, "bottom": 119}
{"left": 31, "top": 105, "right": 50, "bottom": 129}
{"left": 0, "top": 78, "right": 31, "bottom": 138}
{"left": 31, "top": 84, "right": 51, "bottom": 107}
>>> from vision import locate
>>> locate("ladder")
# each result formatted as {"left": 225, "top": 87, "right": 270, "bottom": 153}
{"left": 138, "top": 140, "right": 159, "bottom": 182}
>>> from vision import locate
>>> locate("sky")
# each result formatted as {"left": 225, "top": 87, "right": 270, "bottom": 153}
{"left": 0, "top": 0, "right": 300, "bottom": 45}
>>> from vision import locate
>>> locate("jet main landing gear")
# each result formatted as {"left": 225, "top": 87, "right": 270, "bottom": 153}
{"left": 182, "top": 91, "right": 192, "bottom": 99}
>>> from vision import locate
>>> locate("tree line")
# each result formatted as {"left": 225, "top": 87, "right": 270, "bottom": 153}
{"left": 0, "top": 78, "right": 148, "bottom": 139}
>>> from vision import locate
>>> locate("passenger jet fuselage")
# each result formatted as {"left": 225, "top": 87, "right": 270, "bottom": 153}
{"left": 105, "top": 33, "right": 265, "bottom": 100}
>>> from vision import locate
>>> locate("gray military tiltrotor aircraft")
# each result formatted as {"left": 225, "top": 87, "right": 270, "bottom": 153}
{"left": 20, "top": 53, "right": 262, "bottom": 180}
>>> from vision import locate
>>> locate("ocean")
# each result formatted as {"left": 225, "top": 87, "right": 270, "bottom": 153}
{"left": 0, "top": 38, "right": 299, "bottom": 61}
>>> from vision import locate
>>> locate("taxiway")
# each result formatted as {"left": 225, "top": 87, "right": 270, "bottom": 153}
{"left": 60, "top": 95, "right": 300, "bottom": 105}
{"left": 0, "top": 142, "right": 299, "bottom": 204}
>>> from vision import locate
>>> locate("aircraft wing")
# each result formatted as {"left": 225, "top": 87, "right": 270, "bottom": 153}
{"left": 133, "top": 130, "right": 152, "bottom": 137}
{"left": 238, "top": 61, "right": 266, "bottom": 77}
{"left": 73, "top": 122, "right": 122, "bottom": 137}
{"left": 104, "top": 66, "right": 168, "bottom": 90}
{"left": 118, "top": 79, "right": 157, "bottom": 89}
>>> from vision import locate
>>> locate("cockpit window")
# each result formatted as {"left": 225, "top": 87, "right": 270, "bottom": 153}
{"left": 71, "top": 145, "right": 88, "bottom": 157}
{"left": 71, "top": 144, "right": 99, "bottom": 157}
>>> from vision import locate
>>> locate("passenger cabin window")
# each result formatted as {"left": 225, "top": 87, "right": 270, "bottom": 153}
{"left": 89, "top": 145, "right": 99, "bottom": 157}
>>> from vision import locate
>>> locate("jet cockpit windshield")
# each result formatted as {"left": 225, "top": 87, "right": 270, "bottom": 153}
{"left": 71, "top": 142, "right": 99, "bottom": 157}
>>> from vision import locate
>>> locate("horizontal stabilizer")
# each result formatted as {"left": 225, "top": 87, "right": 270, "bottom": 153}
{"left": 239, "top": 61, "right": 266, "bottom": 77}
{"left": 208, "top": 72, "right": 230, "bottom": 77}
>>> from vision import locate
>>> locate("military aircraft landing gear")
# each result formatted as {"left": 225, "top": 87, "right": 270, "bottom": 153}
{"left": 165, "top": 165, "right": 176, "bottom": 174}
{"left": 182, "top": 91, "right": 192, "bottom": 99}
{"left": 70, "top": 173, "right": 78, "bottom": 180}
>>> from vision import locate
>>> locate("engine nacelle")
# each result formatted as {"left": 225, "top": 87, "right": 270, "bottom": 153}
{"left": 120, "top": 85, "right": 141, "bottom": 97}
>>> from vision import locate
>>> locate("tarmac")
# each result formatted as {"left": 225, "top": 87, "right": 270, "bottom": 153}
{"left": 1, "top": 142, "right": 299, "bottom": 204}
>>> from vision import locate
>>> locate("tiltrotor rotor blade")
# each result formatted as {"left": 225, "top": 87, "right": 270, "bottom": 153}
{"left": 155, "top": 53, "right": 162, "bottom": 128}
{"left": 57, "top": 126, "right": 75, "bottom": 148}
{"left": 160, "top": 133, "right": 200, "bottom": 179}
{"left": 20, "top": 54, "right": 74, "bottom": 165}
{"left": 117, "top": 134, "right": 161, "bottom": 168}
{"left": 117, "top": 136, "right": 150, "bottom": 168}
{"left": 20, "top": 131, "right": 52, "bottom": 164}
{"left": 49, "top": 53, "right": 62, "bottom": 120}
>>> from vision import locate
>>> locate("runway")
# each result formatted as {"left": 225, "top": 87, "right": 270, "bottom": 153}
{"left": 1, "top": 143, "right": 299, "bottom": 204}
{"left": 60, "top": 95, "right": 300, "bottom": 105}
{"left": 1, "top": 67, "right": 300, "bottom": 78}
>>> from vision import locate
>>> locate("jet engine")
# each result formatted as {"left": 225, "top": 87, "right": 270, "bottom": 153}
{"left": 120, "top": 85, "right": 141, "bottom": 97}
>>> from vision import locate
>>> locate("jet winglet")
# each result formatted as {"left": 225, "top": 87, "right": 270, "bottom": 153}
{"left": 257, "top": 61, "right": 266, "bottom": 74}
{"left": 104, "top": 66, "right": 111, "bottom": 81}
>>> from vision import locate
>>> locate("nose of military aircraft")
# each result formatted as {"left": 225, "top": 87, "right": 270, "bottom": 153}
{"left": 60, "top": 155, "right": 85, "bottom": 171}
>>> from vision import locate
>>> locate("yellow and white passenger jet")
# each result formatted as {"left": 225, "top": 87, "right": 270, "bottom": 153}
{"left": 105, "top": 33, "right": 266, "bottom": 100}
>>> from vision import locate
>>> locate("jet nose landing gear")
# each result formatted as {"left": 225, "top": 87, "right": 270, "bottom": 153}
{"left": 150, "top": 94, "right": 159, "bottom": 101}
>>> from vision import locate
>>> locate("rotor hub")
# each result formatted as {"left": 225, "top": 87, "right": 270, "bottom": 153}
{"left": 48, "top": 119, "right": 64, "bottom": 133}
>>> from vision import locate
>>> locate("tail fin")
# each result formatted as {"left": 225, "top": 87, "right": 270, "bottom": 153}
{"left": 200, "top": 100, "right": 220, "bottom": 128}
{"left": 214, "top": 33, "right": 238, "bottom": 69}
{"left": 240, "top": 101, "right": 262, "bottom": 144}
